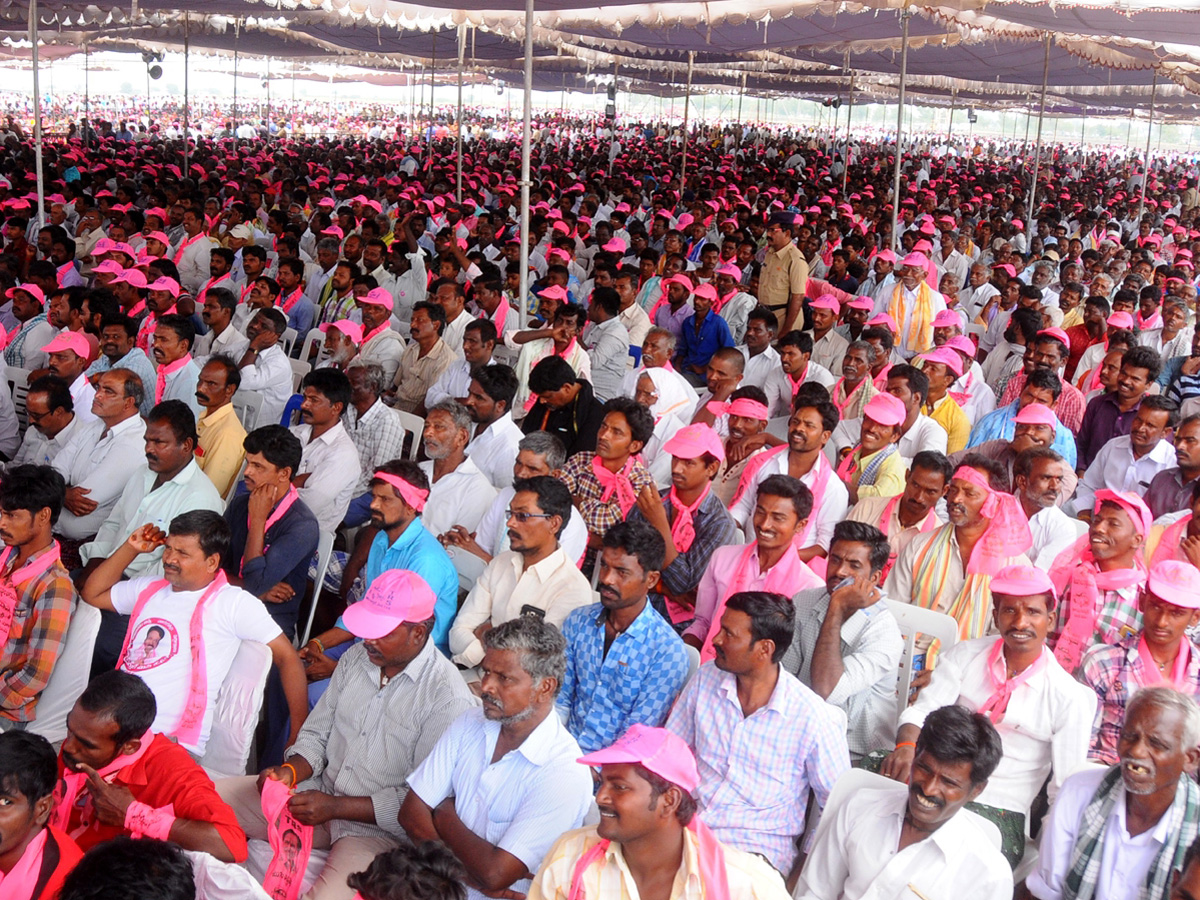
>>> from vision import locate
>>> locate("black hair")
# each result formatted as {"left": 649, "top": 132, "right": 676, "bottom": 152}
{"left": 59, "top": 837, "right": 196, "bottom": 900}
{"left": 915, "top": 705, "right": 1003, "bottom": 786}
{"left": 830, "top": 520, "right": 891, "bottom": 575}
{"left": 168, "top": 509, "right": 230, "bottom": 563}
{"left": 99, "top": 312, "right": 138, "bottom": 340}
{"left": 724, "top": 591, "right": 795, "bottom": 663}
{"left": 243, "top": 424, "right": 303, "bottom": 477}
{"left": 472, "top": 364, "right": 518, "bottom": 411}
{"left": 777, "top": 329, "right": 814, "bottom": 355}
{"left": 511, "top": 475, "right": 574, "bottom": 540}
{"left": 28, "top": 374, "right": 73, "bottom": 414}
{"left": 372, "top": 460, "right": 431, "bottom": 505}
{"left": 155, "top": 313, "right": 195, "bottom": 350}
{"left": 757, "top": 473, "right": 814, "bottom": 522}
{"left": 910, "top": 450, "right": 954, "bottom": 484}
{"left": 792, "top": 392, "right": 840, "bottom": 434}
{"left": 413, "top": 300, "right": 447, "bottom": 334}
{"left": 76, "top": 671, "right": 157, "bottom": 747}
{"left": 602, "top": 396, "right": 656, "bottom": 447}
{"left": 1025, "top": 367, "right": 1063, "bottom": 401}
{"left": 0, "top": 464, "right": 64, "bottom": 525}
{"left": 636, "top": 764, "right": 699, "bottom": 827}
{"left": 886, "top": 364, "right": 929, "bottom": 404}
{"left": 464, "top": 317, "right": 498, "bottom": 345}
{"left": 301, "top": 368, "right": 353, "bottom": 415}
{"left": 347, "top": 842, "right": 468, "bottom": 900}
{"left": 1141, "top": 394, "right": 1181, "bottom": 429}
{"left": 601, "top": 519, "right": 666, "bottom": 574}
{"left": 200, "top": 353, "right": 242, "bottom": 391}
{"left": 147, "top": 400, "right": 198, "bottom": 446}
{"left": 956, "top": 452, "right": 1010, "bottom": 493}
{"left": 591, "top": 286, "right": 620, "bottom": 318}
{"left": 0, "top": 730, "right": 57, "bottom": 804}
{"left": 203, "top": 286, "right": 237, "bottom": 314}
{"left": 1123, "top": 345, "right": 1164, "bottom": 384}
{"left": 746, "top": 305, "right": 779, "bottom": 332}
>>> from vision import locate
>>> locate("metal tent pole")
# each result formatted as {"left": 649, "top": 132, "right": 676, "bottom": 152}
{"left": 29, "top": 0, "right": 43, "bottom": 230}
{"left": 680, "top": 51, "right": 695, "bottom": 189}
{"left": 233, "top": 19, "right": 239, "bottom": 127}
{"left": 1026, "top": 34, "right": 1051, "bottom": 236}
{"left": 890, "top": 9, "right": 910, "bottom": 252}
{"left": 1137, "top": 72, "right": 1158, "bottom": 223}
{"left": 946, "top": 88, "right": 956, "bottom": 145}
{"left": 517, "top": 0, "right": 534, "bottom": 329}
{"left": 456, "top": 23, "right": 465, "bottom": 203}
{"left": 842, "top": 67, "right": 855, "bottom": 196}
{"left": 84, "top": 43, "right": 89, "bottom": 121}
{"left": 183, "top": 14, "right": 190, "bottom": 176}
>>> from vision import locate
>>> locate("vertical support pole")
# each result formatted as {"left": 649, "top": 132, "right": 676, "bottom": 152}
{"left": 517, "top": 0, "right": 534, "bottom": 329}
{"left": 456, "top": 23, "right": 465, "bottom": 204}
{"left": 233, "top": 19, "right": 239, "bottom": 127}
{"left": 843, "top": 67, "right": 854, "bottom": 196}
{"left": 946, "top": 88, "right": 956, "bottom": 145}
{"left": 183, "top": 13, "right": 190, "bottom": 177}
{"left": 84, "top": 43, "right": 89, "bottom": 121}
{"left": 1026, "top": 34, "right": 1051, "bottom": 236}
{"left": 1137, "top": 72, "right": 1158, "bottom": 223}
{"left": 890, "top": 9, "right": 910, "bottom": 252}
{"left": 680, "top": 50, "right": 695, "bottom": 189}
{"left": 29, "top": 0, "right": 43, "bottom": 230}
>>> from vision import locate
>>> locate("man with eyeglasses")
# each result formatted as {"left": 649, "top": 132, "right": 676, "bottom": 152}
{"left": 448, "top": 476, "right": 592, "bottom": 672}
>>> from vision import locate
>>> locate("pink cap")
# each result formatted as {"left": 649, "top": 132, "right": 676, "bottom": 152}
{"left": 321, "top": 224, "right": 345, "bottom": 240}
{"left": 990, "top": 564, "right": 1056, "bottom": 600}
{"left": 706, "top": 398, "right": 769, "bottom": 421}
{"left": 1037, "top": 327, "right": 1070, "bottom": 347}
{"left": 920, "top": 347, "right": 964, "bottom": 378}
{"left": 341, "top": 568, "right": 438, "bottom": 639}
{"left": 578, "top": 724, "right": 699, "bottom": 793}
{"left": 1094, "top": 489, "right": 1152, "bottom": 537}
{"left": 91, "top": 260, "right": 126, "bottom": 275}
{"left": 932, "top": 310, "right": 961, "bottom": 329}
{"left": 692, "top": 283, "right": 718, "bottom": 304}
{"left": 900, "top": 252, "right": 928, "bottom": 268}
{"left": 662, "top": 423, "right": 726, "bottom": 462}
{"left": 946, "top": 335, "right": 977, "bottom": 358}
{"left": 113, "top": 269, "right": 149, "bottom": 289}
{"left": 875, "top": 249, "right": 898, "bottom": 263}
{"left": 1147, "top": 560, "right": 1200, "bottom": 609}
{"left": 1107, "top": 312, "right": 1134, "bottom": 330}
{"left": 717, "top": 264, "right": 742, "bottom": 279}
{"left": 320, "top": 320, "right": 363, "bottom": 344}
{"left": 866, "top": 312, "right": 898, "bottom": 332}
{"left": 143, "top": 230, "right": 170, "bottom": 246}
{"left": 536, "top": 285, "right": 568, "bottom": 302}
{"left": 992, "top": 263, "right": 1017, "bottom": 278}
{"left": 862, "top": 392, "right": 906, "bottom": 427}
{"left": 358, "top": 287, "right": 394, "bottom": 311}
{"left": 111, "top": 242, "right": 137, "bottom": 260}
{"left": 1014, "top": 403, "right": 1057, "bottom": 427}
{"left": 602, "top": 238, "right": 627, "bottom": 253}
{"left": 5, "top": 284, "right": 44, "bottom": 304}
{"left": 810, "top": 294, "right": 841, "bottom": 312}
{"left": 42, "top": 331, "right": 90, "bottom": 359}
{"left": 146, "top": 276, "right": 180, "bottom": 297}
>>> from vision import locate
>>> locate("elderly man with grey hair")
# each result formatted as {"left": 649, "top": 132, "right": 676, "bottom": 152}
{"left": 1027, "top": 686, "right": 1200, "bottom": 900}
{"left": 418, "top": 399, "right": 497, "bottom": 538}
{"left": 401, "top": 616, "right": 593, "bottom": 900}
{"left": 342, "top": 363, "right": 408, "bottom": 527}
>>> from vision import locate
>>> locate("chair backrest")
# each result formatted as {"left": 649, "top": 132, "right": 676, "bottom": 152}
{"left": 492, "top": 345, "right": 518, "bottom": 368}
{"left": 198, "top": 640, "right": 273, "bottom": 780}
{"left": 6, "top": 366, "right": 30, "bottom": 432}
{"left": 27, "top": 603, "right": 101, "bottom": 746}
{"left": 280, "top": 393, "right": 304, "bottom": 427}
{"left": 299, "top": 532, "right": 336, "bottom": 647}
{"left": 394, "top": 410, "right": 425, "bottom": 461}
{"left": 684, "top": 644, "right": 701, "bottom": 682}
{"left": 281, "top": 327, "right": 298, "bottom": 357}
{"left": 299, "top": 327, "right": 325, "bottom": 364}
{"left": 289, "top": 359, "right": 312, "bottom": 394}
{"left": 230, "top": 389, "right": 263, "bottom": 432}
{"left": 884, "top": 599, "right": 960, "bottom": 720}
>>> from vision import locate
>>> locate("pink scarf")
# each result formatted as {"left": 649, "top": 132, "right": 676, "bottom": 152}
{"left": 701, "top": 542, "right": 817, "bottom": 662}
{"left": 567, "top": 819, "right": 729, "bottom": 900}
{"left": 593, "top": 455, "right": 639, "bottom": 519}
{"left": 154, "top": 353, "right": 193, "bottom": 403}
{"left": 116, "top": 572, "right": 230, "bottom": 748}
{"left": 785, "top": 364, "right": 810, "bottom": 397}
{"left": 1150, "top": 514, "right": 1193, "bottom": 567}
{"left": 876, "top": 494, "right": 938, "bottom": 580}
{"left": 952, "top": 466, "right": 1033, "bottom": 577}
{"left": 242, "top": 487, "right": 300, "bottom": 576}
{"left": 360, "top": 323, "right": 390, "bottom": 347}
{"left": 872, "top": 363, "right": 893, "bottom": 391}
{"left": 1138, "top": 310, "right": 1163, "bottom": 331}
{"left": 261, "top": 778, "right": 313, "bottom": 900}
{"left": 1048, "top": 535, "right": 1147, "bottom": 672}
{"left": 281, "top": 288, "right": 304, "bottom": 314}
{"left": 239, "top": 282, "right": 255, "bottom": 305}
{"left": 978, "top": 639, "right": 1047, "bottom": 724}
{"left": 1137, "top": 634, "right": 1191, "bottom": 690}
{"left": 0, "top": 828, "right": 47, "bottom": 900}
{"left": 668, "top": 484, "right": 710, "bottom": 553}
{"left": 492, "top": 299, "right": 508, "bottom": 333}
{"left": 831, "top": 377, "right": 866, "bottom": 416}
{"left": 172, "top": 232, "right": 205, "bottom": 264}
{"left": 648, "top": 275, "right": 693, "bottom": 322}
{"left": 56, "top": 261, "right": 75, "bottom": 287}
{"left": 137, "top": 304, "right": 176, "bottom": 354}
{"left": 51, "top": 730, "right": 155, "bottom": 836}
{"left": 0, "top": 542, "right": 61, "bottom": 646}
{"left": 797, "top": 451, "right": 834, "bottom": 549}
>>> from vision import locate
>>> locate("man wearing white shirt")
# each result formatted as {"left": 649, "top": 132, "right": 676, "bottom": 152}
{"left": 54, "top": 369, "right": 148, "bottom": 541}
{"left": 797, "top": 705, "right": 1012, "bottom": 900}
{"left": 762, "top": 331, "right": 837, "bottom": 418}
{"left": 41, "top": 330, "right": 97, "bottom": 426}
{"left": 1015, "top": 447, "right": 1080, "bottom": 569}
{"left": 388, "top": 214, "right": 428, "bottom": 321}
{"left": 193, "top": 287, "right": 249, "bottom": 366}
{"left": 863, "top": 250, "right": 898, "bottom": 312}
{"left": 151, "top": 315, "right": 202, "bottom": 420}
{"left": 880, "top": 564, "right": 1095, "bottom": 865}
{"left": 171, "top": 208, "right": 212, "bottom": 295}
{"left": 237, "top": 308, "right": 293, "bottom": 428}
{"left": 353, "top": 287, "right": 406, "bottom": 385}
{"left": 291, "top": 368, "right": 362, "bottom": 533}
{"left": 463, "top": 366, "right": 524, "bottom": 491}
{"left": 933, "top": 230, "right": 971, "bottom": 289}
{"left": 426, "top": 319, "right": 497, "bottom": 408}
{"left": 433, "top": 280, "right": 474, "bottom": 358}
{"left": 1072, "top": 397, "right": 1178, "bottom": 515}
{"left": 449, "top": 476, "right": 592, "bottom": 668}
{"left": 886, "top": 365, "right": 949, "bottom": 462}
{"left": 740, "top": 307, "right": 781, "bottom": 389}
{"left": 582, "top": 287, "right": 630, "bottom": 403}
{"left": 417, "top": 400, "right": 498, "bottom": 538}
{"left": 10, "top": 375, "right": 82, "bottom": 468}
{"left": 959, "top": 263, "right": 1001, "bottom": 322}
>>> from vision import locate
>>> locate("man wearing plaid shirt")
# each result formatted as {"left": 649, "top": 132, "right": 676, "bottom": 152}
{"left": 342, "top": 363, "right": 408, "bottom": 527}
{"left": 666, "top": 591, "right": 849, "bottom": 880}
{"left": 0, "top": 465, "right": 78, "bottom": 728}
{"left": 557, "top": 521, "right": 690, "bottom": 753}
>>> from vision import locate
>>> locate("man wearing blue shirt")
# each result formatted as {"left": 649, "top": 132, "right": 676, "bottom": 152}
{"left": 676, "top": 283, "right": 735, "bottom": 388}
{"left": 558, "top": 521, "right": 690, "bottom": 753}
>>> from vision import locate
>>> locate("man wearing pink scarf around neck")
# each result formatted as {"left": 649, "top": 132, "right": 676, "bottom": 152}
{"left": 527, "top": 724, "right": 790, "bottom": 900}
{"left": 880, "top": 564, "right": 1095, "bottom": 866}
{"left": 1080, "top": 560, "right": 1200, "bottom": 766}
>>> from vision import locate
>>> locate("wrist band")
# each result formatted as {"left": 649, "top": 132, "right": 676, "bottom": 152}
{"left": 895, "top": 741, "right": 917, "bottom": 750}
{"left": 281, "top": 762, "right": 299, "bottom": 786}
{"left": 125, "top": 800, "right": 177, "bottom": 841}
{"left": 308, "top": 638, "right": 324, "bottom": 653}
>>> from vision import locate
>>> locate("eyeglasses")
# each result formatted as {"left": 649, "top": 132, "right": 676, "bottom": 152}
{"left": 506, "top": 509, "right": 553, "bottom": 523}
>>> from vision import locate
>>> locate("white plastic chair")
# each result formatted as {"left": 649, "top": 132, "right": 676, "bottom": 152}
{"left": 28, "top": 603, "right": 101, "bottom": 746}
{"left": 884, "top": 599, "right": 960, "bottom": 721}
{"left": 684, "top": 644, "right": 701, "bottom": 682}
{"left": 199, "top": 640, "right": 273, "bottom": 780}
{"left": 281, "top": 327, "right": 298, "bottom": 356}
{"left": 289, "top": 359, "right": 312, "bottom": 394}
{"left": 231, "top": 389, "right": 263, "bottom": 432}
{"left": 6, "top": 366, "right": 30, "bottom": 431}
{"left": 394, "top": 410, "right": 425, "bottom": 461}
{"left": 492, "top": 346, "right": 518, "bottom": 367}
{"left": 299, "top": 532, "right": 336, "bottom": 647}
{"left": 299, "top": 327, "right": 325, "bottom": 364}
{"left": 451, "top": 547, "right": 488, "bottom": 595}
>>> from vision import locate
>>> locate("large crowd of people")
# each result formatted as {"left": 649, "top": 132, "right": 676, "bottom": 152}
{"left": 0, "top": 102, "right": 1199, "bottom": 900}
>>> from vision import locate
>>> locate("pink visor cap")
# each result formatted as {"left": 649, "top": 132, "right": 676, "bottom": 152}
{"left": 662, "top": 423, "right": 725, "bottom": 462}
{"left": 990, "top": 564, "right": 1056, "bottom": 601}
{"left": 862, "top": 393, "right": 906, "bottom": 428}
{"left": 42, "top": 331, "right": 90, "bottom": 359}
{"left": 342, "top": 568, "right": 438, "bottom": 639}
{"left": 578, "top": 724, "right": 699, "bottom": 793}
{"left": 1147, "top": 560, "right": 1200, "bottom": 610}
{"left": 1014, "top": 403, "right": 1057, "bottom": 427}
{"left": 320, "top": 320, "right": 363, "bottom": 344}
{"left": 920, "top": 347, "right": 964, "bottom": 378}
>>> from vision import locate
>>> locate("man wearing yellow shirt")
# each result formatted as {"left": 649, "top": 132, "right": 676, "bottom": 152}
{"left": 194, "top": 356, "right": 248, "bottom": 498}
{"left": 919, "top": 347, "right": 971, "bottom": 454}
{"left": 528, "top": 724, "right": 789, "bottom": 900}
{"left": 837, "top": 393, "right": 909, "bottom": 505}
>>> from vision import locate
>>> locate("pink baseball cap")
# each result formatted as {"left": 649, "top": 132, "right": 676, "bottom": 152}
{"left": 112, "top": 269, "right": 149, "bottom": 289}
{"left": 143, "top": 231, "right": 171, "bottom": 246}
{"left": 320, "top": 320, "right": 364, "bottom": 344}
{"left": 900, "top": 252, "right": 928, "bottom": 268}
{"left": 810, "top": 294, "right": 841, "bottom": 312}
{"left": 578, "top": 724, "right": 699, "bottom": 793}
{"left": 1037, "top": 327, "right": 1070, "bottom": 347}
{"left": 42, "top": 331, "right": 90, "bottom": 359}
{"left": 602, "top": 238, "right": 627, "bottom": 253}
{"left": 1014, "top": 403, "right": 1058, "bottom": 427}
{"left": 875, "top": 249, "right": 898, "bottom": 264}
{"left": 321, "top": 224, "right": 345, "bottom": 240}
{"left": 920, "top": 347, "right": 964, "bottom": 378}
{"left": 866, "top": 312, "right": 898, "bottom": 332}
{"left": 932, "top": 310, "right": 961, "bottom": 329}
{"left": 341, "top": 568, "right": 439, "bottom": 639}
{"left": 662, "top": 423, "right": 725, "bottom": 462}
{"left": 990, "top": 564, "right": 1056, "bottom": 601}
{"left": 1147, "top": 560, "right": 1200, "bottom": 609}
{"left": 991, "top": 263, "right": 1017, "bottom": 278}
{"left": 847, "top": 295, "right": 874, "bottom": 311}
{"left": 717, "top": 264, "right": 742, "bottom": 279}
{"left": 6, "top": 284, "right": 44, "bottom": 304}
{"left": 1107, "top": 312, "right": 1134, "bottom": 330}
{"left": 358, "top": 287, "right": 394, "bottom": 311}
{"left": 1094, "top": 489, "right": 1152, "bottom": 537}
{"left": 862, "top": 392, "right": 906, "bottom": 427}
{"left": 946, "top": 335, "right": 977, "bottom": 359}
{"left": 536, "top": 285, "right": 568, "bottom": 302}
{"left": 146, "top": 276, "right": 180, "bottom": 297}
{"left": 91, "top": 260, "right": 126, "bottom": 275}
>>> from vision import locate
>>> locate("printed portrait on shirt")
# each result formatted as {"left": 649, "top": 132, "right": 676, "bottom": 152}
{"left": 122, "top": 619, "right": 178, "bottom": 671}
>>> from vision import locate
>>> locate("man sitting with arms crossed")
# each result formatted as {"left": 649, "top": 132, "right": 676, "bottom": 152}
{"left": 400, "top": 617, "right": 594, "bottom": 900}
{"left": 528, "top": 724, "right": 790, "bottom": 900}
{"left": 797, "top": 705, "right": 1012, "bottom": 900}
{"left": 880, "top": 563, "right": 1095, "bottom": 868}
{"left": 784, "top": 521, "right": 903, "bottom": 762}
{"left": 218, "top": 569, "right": 476, "bottom": 900}
{"left": 52, "top": 671, "right": 246, "bottom": 861}
{"left": 81, "top": 509, "right": 309, "bottom": 758}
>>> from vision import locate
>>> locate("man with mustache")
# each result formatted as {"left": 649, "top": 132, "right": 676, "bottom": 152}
{"left": 881, "top": 564, "right": 1095, "bottom": 868}
{"left": 846, "top": 449, "right": 950, "bottom": 576}
{"left": 1011, "top": 447, "right": 1079, "bottom": 569}
{"left": 449, "top": 476, "right": 590, "bottom": 671}
{"left": 290, "top": 369, "right": 361, "bottom": 534}
{"left": 401, "top": 617, "right": 593, "bottom": 900}
{"left": 150, "top": 313, "right": 201, "bottom": 420}
{"left": 1027, "top": 687, "right": 1200, "bottom": 900}
{"left": 193, "top": 356, "right": 246, "bottom": 500}
{"left": 85, "top": 314, "right": 156, "bottom": 416}
{"left": 416, "top": 399, "right": 497, "bottom": 540}
{"left": 218, "top": 569, "right": 475, "bottom": 900}
{"left": 797, "top": 705, "right": 1011, "bottom": 900}
{"left": 1072, "top": 395, "right": 1177, "bottom": 515}
{"left": 1080, "top": 562, "right": 1200, "bottom": 766}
